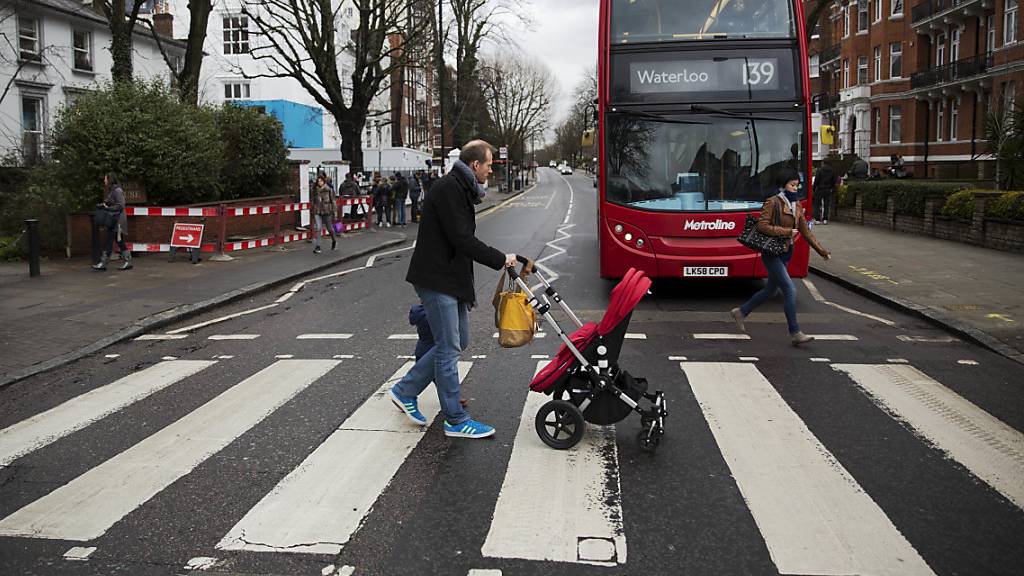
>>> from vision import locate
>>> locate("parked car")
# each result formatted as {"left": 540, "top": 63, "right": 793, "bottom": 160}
{"left": 559, "top": 164, "right": 573, "bottom": 175}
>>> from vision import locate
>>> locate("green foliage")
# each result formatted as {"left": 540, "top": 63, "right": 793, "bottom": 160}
{"left": 0, "top": 164, "right": 79, "bottom": 253}
{"left": 985, "top": 191, "right": 1024, "bottom": 221}
{"left": 0, "top": 236, "right": 23, "bottom": 261}
{"left": 216, "top": 104, "right": 290, "bottom": 200}
{"left": 985, "top": 98, "right": 1024, "bottom": 190}
{"left": 847, "top": 180, "right": 972, "bottom": 216}
{"left": 836, "top": 183, "right": 853, "bottom": 207}
{"left": 941, "top": 190, "right": 976, "bottom": 220}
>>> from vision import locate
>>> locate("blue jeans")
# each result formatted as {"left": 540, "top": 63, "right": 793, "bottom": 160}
{"left": 395, "top": 197, "right": 407, "bottom": 224}
{"left": 740, "top": 248, "right": 800, "bottom": 334}
{"left": 394, "top": 286, "right": 470, "bottom": 425}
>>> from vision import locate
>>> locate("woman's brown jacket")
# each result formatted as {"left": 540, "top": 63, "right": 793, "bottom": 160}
{"left": 756, "top": 195, "right": 829, "bottom": 258}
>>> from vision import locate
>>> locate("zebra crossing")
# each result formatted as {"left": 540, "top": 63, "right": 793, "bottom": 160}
{"left": 0, "top": 353, "right": 1020, "bottom": 574}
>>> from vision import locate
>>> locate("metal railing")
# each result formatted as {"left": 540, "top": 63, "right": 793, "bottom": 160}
{"left": 813, "top": 92, "right": 841, "bottom": 112}
{"left": 911, "top": 0, "right": 976, "bottom": 24}
{"left": 910, "top": 52, "right": 992, "bottom": 89}
{"left": 819, "top": 43, "right": 841, "bottom": 65}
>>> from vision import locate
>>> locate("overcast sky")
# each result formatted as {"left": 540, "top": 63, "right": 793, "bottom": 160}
{"left": 488, "top": 0, "right": 599, "bottom": 126}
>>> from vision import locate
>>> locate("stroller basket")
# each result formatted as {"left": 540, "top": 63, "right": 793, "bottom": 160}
{"left": 506, "top": 258, "right": 667, "bottom": 451}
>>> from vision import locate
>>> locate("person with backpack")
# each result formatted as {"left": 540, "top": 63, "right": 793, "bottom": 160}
{"left": 409, "top": 170, "right": 423, "bottom": 223}
{"left": 92, "top": 173, "right": 132, "bottom": 271}
{"left": 392, "top": 172, "right": 409, "bottom": 226}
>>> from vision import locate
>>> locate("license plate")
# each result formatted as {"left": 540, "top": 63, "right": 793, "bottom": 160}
{"left": 683, "top": 266, "right": 728, "bottom": 277}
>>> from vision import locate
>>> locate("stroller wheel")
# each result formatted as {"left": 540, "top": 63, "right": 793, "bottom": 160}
{"left": 535, "top": 400, "right": 586, "bottom": 450}
{"left": 638, "top": 429, "right": 661, "bottom": 452}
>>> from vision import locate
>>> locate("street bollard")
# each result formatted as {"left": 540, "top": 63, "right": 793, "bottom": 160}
{"left": 26, "top": 219, "right": 40, "bottom": 277}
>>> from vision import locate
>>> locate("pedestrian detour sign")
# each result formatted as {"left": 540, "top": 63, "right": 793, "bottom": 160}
{"left": 171, "top": 223, "right": 204, "bottom": 249}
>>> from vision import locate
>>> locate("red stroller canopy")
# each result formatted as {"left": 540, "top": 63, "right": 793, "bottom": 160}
{"left": 530, "top": 268, "right": 651, "bottom": 392}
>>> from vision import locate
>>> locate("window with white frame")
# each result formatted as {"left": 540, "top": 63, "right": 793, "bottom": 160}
{"left": 890, "top": 42, "right": 902, "bottom": 77}
{"left": 873, "top": 107, "right": 881, "bottom": 144}
{"left": 223, "top": 16, "right": 250, "bottom": 54}
{"left": 891, "top": 0, "right": 903, "bottom": 17}
{"left": 936, "top": 101, "right": 944, "bottom": 141}
{"left": 223, "top": 82, "right": 251, "bottom": 100}
{"left": 874, "top": 46, "right": 881, "bottom": 81}
{"left": 889, "top": 105, "right": 902, "bottom": 142}
{"left": 1006, "top": 0, "right": 1018, "bottom": 45}
{"left": 987, "top": 15, "right": 996, "bottom": 53}
{"left": 858, "top": 56, "right": 868, "bottom": 84}
{"left": 858, "top": 0, "right": 869, "bottom": 32}
{"left": 843, "top": 58, "right": 849, "bottom": 87}
{"left": 18, "top": 15, "right": 41, "bottom": 61}
{"left": 73, "top": 29, "right": 93, "bottom": 71}
{"left": 844, "top": 5, "right": 850, "bottom": 37}
{"left": 874, "top": 0, "right": 882, "bottom": 22}
{"left": 950, "top": 98, "right": 959, "bottom": 140}
{"left": 809, "top": 54, "right": 820, "bottom": 78}
{"left": 951, "top": 27, "right": 961, "bottom": 61}
{"left": 936, "top": 33, "right": 946, "bottom": 66}
{"left": 21, "top": 95, "right": 44, "bottom": 158}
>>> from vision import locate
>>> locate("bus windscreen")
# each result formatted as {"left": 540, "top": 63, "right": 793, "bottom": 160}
{"left": 603, "top": 111, "right": 806, "bottom": 212}
{"left": 611, "top": 0, "right": 795, "bottom": 42}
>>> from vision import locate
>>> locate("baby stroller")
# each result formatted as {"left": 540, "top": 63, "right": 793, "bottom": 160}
{"left": 506, "top": 258, "right": 667, "bottom": 451}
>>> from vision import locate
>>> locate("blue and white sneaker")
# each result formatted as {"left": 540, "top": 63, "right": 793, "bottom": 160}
{"left": 389, "top": 386, "right": 427, "bottom": 425}
{"left": 443, "top": 419, "right": 495, "bottom": 439}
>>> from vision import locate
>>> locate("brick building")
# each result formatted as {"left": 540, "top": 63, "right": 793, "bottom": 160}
{"left": 807, "top": 0, "right": 1023, "bottom": 178}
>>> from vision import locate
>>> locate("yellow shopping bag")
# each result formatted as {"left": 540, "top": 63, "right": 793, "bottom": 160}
{"left": 493, "top": 266, "right": 536, "bottom": 348}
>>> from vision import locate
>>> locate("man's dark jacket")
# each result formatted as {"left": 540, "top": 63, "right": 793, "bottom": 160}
{"left": 406, "top": 167, "right": 504, "bottom": 305}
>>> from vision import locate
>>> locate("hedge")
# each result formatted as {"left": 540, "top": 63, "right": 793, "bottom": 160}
{"left": 846, "top": 180, "right": 974, "bottom": 216}
{"left": 984, "top": 191, "right": 1024, "bottom": 221}
{"left": 940, "top": 190, "right": 976, "bottom": 220}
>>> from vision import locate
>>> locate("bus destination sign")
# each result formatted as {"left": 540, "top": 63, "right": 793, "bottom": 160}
{"left": 629, "top": 58, "right": 780, "bottom": 94}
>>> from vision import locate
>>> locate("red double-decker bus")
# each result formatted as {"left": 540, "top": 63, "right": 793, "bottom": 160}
{"left": 597, "top": 0, "right": 813, "bottom": 279}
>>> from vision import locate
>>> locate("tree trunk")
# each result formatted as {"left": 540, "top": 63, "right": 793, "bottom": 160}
{"left": 178, "top": 0, "right": 213, "bottom": 105}
{"left": 339, "top": 117, "right": 366, "bottom": 175}
{"left": 110, "top": 19, "right": 133, "bottom": 82}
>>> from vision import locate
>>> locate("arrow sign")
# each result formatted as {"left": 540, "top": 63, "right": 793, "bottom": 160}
{"left": 171, "top": 223, "right": 204, "bottom": 249}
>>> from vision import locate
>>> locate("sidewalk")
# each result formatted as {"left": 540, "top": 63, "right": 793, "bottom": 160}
{"left": 0, "top": 186, "right": 526, "bottom": 387}
{"left": 810, "top": 222, "right": 1024, "bottom": 364}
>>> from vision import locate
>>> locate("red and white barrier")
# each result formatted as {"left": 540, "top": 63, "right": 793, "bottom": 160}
{"left": 126, "top": 242, "right": 217, "bottom": 253}
{"left": 224, "top": 237, "right": 275, "bottom": 252}
{"left": 125, "top": 207, "right": 219, "bottom": 217}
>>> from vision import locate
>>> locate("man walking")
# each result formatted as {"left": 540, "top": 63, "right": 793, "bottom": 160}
{"left": 393, "top": 172, "right": 409, "bottom": 226}
{"left": 409, "top": 170, "right": 423, "bottom": 223}
{"left": 389, "top": 140, "right": 518, "bottom": 439}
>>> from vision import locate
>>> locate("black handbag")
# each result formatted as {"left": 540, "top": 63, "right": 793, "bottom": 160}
{"left": 737, "top": 197, "right": 789, "bottom": 256}
{"left": 93, "top": 205, "right": 121, "bottom": 229}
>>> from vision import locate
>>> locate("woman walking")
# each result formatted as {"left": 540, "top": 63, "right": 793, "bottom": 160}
{"left": 731, "top": 169, "right": 830, "bottom": 345}
{"left": 92, "top": 173, "right": 132, "bottom": 271}
{"left": 312, "top": 173, "right": 337, "bottom": 253}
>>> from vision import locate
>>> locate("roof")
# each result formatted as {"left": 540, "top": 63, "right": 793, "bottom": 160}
{"left": 20, "top": 0, "right": 189, "bottom": 50}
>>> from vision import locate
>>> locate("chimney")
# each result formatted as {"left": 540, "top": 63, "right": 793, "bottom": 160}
{"left": 153, "top": 12, "right": 173, "bottom": 38}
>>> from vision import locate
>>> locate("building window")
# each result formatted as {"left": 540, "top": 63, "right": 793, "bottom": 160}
{"left": 987, "top": 15, "right": 996, "bottom": 53}
{"left": 890, "top": 42, "right": 902, "bottom": 78}
{"left": 223, "top": 16, "right": 250, "bottom": 55}
{"left": 1003, "top": 81, "right": 1017, "bottom": 112}
{"left": 1006, "top": 0, "right": 1018, "bottom": 45}
{"left": 857, "top": 56, "right": 868, "bottom": 85}
{"left": 873, "top": 107, "right": 881, "bottom": 144}
{"left": 889, "top": 105, "right": 902, "bottom": 143}
{"left": 809, "top": 54, "right": 820, "bottom": 78}
{"left": 936, "top": 101, "right": 944, "bottom": 142}
{"left": 891, "top": 0, "right": 903, "bottom": 17}
{"left": 874, "top": 0, "right": 882, "bottom": 22}
{"left": 951, "top": 27, "right": 961, "bottom": 61}
{"left": 73, "top": 29, "right": 93, "bottom": 71}
{"left": 844, "top": 6, "right": 850, "bottom": 37}
{"left": 873, "top": 46, "right": 882, "bottom": 81}
{"left": 223, "top": 82, "right": 251, "bottom": 100}
{"left": 21, "top": 95, "right": 44, "bottom": 160}
{"left": 950, "top": 98, "right": 959, "bottom": 140}
{"left": 843, "top": 59, "right": 849, "bottom": 88}
{"left": 18, "top": 15, "right": 41, "bottom": 61}
{"left": 936, "top": 33, "right": 945, "bottom": 66}
{"left": 858, "top": 0, "right": 869, "bottom": 32}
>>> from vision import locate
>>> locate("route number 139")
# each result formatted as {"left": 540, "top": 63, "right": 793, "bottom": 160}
{"left": 742, "top": 61, "right": 776, "bottom": 86}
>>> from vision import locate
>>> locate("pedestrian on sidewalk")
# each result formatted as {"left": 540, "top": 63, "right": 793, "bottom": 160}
{"left": 409, "top": 304, "right": 468, "bottom": 407}
{"left": 92, "top": 173, "right": 132, "bottom": 271}
{"left": 730, "top": 168, "right": 831, "bottom": 346}
{"left": 372, "top": 177, "right": 389, "bottom": 227}
{"left": 389, "top": 140, "right": 519, "bottom": 439}
{"left": 393, "top": 172, "right": 409, "bottom": 226}
{"left": 312, "top": 174, "right": 337, "bottom": 253}
{"left": 409, "top": 170, "right": 423, "bottom": 223}
{"left": 339, "top": 172, "right": 365, "bottom": 220}
{"left": 812, "top": 160, "right": 837, "bottom": 224}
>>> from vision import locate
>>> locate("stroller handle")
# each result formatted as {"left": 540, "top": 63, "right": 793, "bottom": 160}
{"left": 505, "top": 255, "right": 535, "bottom": 281}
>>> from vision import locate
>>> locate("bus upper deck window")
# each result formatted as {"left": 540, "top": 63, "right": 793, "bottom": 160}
{"left": 611, "top": 0, "right": 795, "bottom": 42}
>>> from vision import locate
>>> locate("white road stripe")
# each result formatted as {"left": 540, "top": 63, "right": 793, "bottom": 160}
{"left": 807, "top": 334, "right": 859, "bottom": 341}
{"left": 834, "top": 364, "right": 1024, "bottom": 510}
{"left": 482, "top": 361, "right": 626, "bottom": 566}
{"left": 957, "top": 359, "right": 979, "bottom": 365}
{"left": 0, "top": 360, "right": 338, "bottom": 540}
{"left": 135, "top": 334, "right": 188, "bottom": 341}
{"left": 332, "top": 355, "right": 355, "bottom": 359}
{"left": 693, "top": 333, "right": 750, "bottom": 340}
{"left": 216, "top": 361, "right": 471, "bottom": 555}
{"left": 215, "top": 355, "right": 234, "bottom": 360}
{"left": 681, "top": 362, "right": 933, "bottom": 575}
{"left": 0, "top": 361, "right": 215, "bottom": 467}
{"left": 165, "top": 304, "right": 278, "bottom": 335}
{"left": 887, "top": 358, "right": 909, "bottom": 364}
{"left": 275, "top": 355, "right": 294, "bottom": 359}
{"left": 898, "top": 335, "right": 958, "bottom": 343}
{"left": 739, "top": 357, "right": 759, "bottom": 362}
{"left": 802, "top": 279, "right": 897, "bottom": 326}
{"left": 63, "top": 546, "right": 96, "bottom": 561}
{"left": 624, "top": 333, "right": 647, "bottom": 339}
{"left": 207, "top": 334, "right": 260, "bottom": 340}
{"left": 387, "top": 334, "right": 419, "bottom": 340}
{"left": 530, "top": 355, "right": 549, "bottom": 359}
{"left": 810, "top": 357, "right": 831, "bottom": 363}
{"left": 297, "top": 334, "right": 353, "bottom": 340}
{"left": 668, "top": 356, "right": 688, "bottom": 361}
{"left": 104, "top": 354, "right": 120, "bottom": 359}
{"left": 161, "top": 356, "right": 178, "bottom": 361}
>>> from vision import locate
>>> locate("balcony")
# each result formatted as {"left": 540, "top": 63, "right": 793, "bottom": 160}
{"left": 818, "top": 43, "right": 841, "bottom": 67}
{"left": 910, "top": 52, "right": 992, "bottom": 89}
{"left": 813, "top": 92, "right": 841, "bottom": 112}
{"left": 911, "top": 0, "right": 985, "bottom": 31}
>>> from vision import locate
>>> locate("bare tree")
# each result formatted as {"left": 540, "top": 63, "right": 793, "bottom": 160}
{"left": 240, "top": 0, "right": 432, "bottom": 172}
{"left": 143, "top": 0, "right": 214, "bottom": 105}
{"left": 479, "top": 54, "right": 553, "bottom": 163}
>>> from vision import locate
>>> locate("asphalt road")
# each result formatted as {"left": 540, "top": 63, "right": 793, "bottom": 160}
{"left": 1, "top": 168, "right": 1022, "bottom": 576}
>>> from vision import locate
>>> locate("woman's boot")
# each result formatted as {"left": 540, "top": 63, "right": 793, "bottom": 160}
{"left": 92, "top": 252, "right": 109, "bottom": 271}
{"left": 118, "top": 251, "right": 133, "bottom": 270}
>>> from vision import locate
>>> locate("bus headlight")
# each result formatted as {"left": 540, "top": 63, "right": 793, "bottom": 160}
{"left": 624, "top": 233, "right": 633, "bottom": 241}
{"left": 636, "top": 238, "right": 644, "bottom": 248}
{"left": 614, "top": 224, "right": 623, "bottom": 234}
